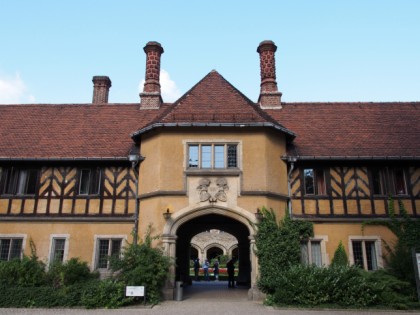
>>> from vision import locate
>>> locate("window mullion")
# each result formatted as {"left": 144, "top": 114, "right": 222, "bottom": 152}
{"left": 198, "top": 144, "right": 201, "bottom": 168}
{"left": 361, "top": 241, "right": 368, "bottom": 270}
{"left": 224, "top": 144, "right": 227, "bottom": 169}
{"left": 211, "top": 144, "right": 214, "bottom": 169}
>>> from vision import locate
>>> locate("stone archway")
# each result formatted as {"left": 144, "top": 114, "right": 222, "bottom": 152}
{"left": 161, "top": 205, "right": 259, "bottom": 300}
{"left": 205, "top": 244, "right": 224, "bottom": 260}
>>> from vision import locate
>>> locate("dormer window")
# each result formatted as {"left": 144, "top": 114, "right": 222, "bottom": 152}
{"left": 188, "top": 143, "right": 238, "bottom": 169}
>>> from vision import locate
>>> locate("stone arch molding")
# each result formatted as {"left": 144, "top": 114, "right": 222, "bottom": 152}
{"left": 163, "top": 204, "right": 257, "bottom": 237}
{"left": 161, "top": 204, "right": 261, "bottom": 300}
{"left": 203, "top": 243, "right": 226, "bottom": 254}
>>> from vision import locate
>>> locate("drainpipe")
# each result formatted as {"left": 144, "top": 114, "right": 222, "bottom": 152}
{"left": 128, "top": 152, "right": 145, "bottom": 245}
{"left": 287, "top": 156, "right": 298, "bottom": 218}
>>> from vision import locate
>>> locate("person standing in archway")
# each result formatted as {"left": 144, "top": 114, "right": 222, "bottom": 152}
{"left": 194, "top": 258, "right": 200, "bottom": 281}
{"left": 227, "top": 257, "right": 237, "bottom": 288}
{"left": 213, "top": 259, "right": 219, "bottom": 281}
{"left": 203, "top": 259, "right": 210, "bottom": 281}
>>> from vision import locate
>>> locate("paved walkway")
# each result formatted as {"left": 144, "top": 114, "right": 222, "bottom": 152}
{"left": 0, "top": 281, "right": 419, "bottom": 315}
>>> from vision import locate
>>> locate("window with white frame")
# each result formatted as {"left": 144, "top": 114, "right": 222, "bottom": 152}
{"left": 95, "top": 238, "right": 123, "bottom": 269}
{"left": 49, "top": 235, "right": 69, "bottom": 264}
{"left": 0, "top": 237, "right": 23, "bottom": 261}
{"left": 350, "top": 237, "right": 381, "bottom": 271}
{"left": 301, "top": 236, "right": 328, "bottom": 267}
{"left": 188, "top": 143, "right": 238, "bottom": 169}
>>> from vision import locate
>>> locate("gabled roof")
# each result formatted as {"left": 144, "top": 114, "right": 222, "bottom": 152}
{"left": 0, "top": 104, "right": 166, "bottom": 160}
{"left": 267, "top": 102, "right": 420, "bottom": 159}
{"left": 132, "top": 70, "right": 295, "bottom": 139}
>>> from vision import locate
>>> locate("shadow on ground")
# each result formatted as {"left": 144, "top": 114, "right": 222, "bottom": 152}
{"left": 182, "top": 280, "right": 249, "bottom": 301}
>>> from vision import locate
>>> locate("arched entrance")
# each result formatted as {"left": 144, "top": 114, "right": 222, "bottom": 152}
{"left": 206, "top": 245, "right": 223, "bottom": 260}
{"left": 161, "top": 205, "right": 259, "bottom": 300}
{"left": 176, "top": 214, "right": 250, "bottom": 285}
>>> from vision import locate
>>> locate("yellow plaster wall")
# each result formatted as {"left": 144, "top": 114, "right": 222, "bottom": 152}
{"left": 314, "top": 223, "right": 397, "bottom": 266}
{"left": 0, "top": 222, "right": 133, "bottom": 269}
{"left": 139, "top": 128, "right": 288, "bottom": 196}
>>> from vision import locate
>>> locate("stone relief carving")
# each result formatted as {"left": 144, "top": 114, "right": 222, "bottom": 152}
{"left": 197, "top": 177, "right": 229, "bottom": 203}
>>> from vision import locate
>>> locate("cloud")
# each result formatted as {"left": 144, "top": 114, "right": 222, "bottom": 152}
{"left": 139, "top": 69, "right": 181, "bottom": 102}
{"left": 0, "top": 72, "right": 35, "bottom": 104}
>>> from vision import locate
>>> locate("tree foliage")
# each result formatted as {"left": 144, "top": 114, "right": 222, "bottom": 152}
{"left": 331, "top": 241, "right": 348, "bottom": 267}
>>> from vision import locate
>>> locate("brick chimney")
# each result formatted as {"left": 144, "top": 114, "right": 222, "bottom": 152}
{"left": 92, "top": 76, "right": 111, "bottom": 104}
{"left": 140, "top": 41, "right": 164, "bottom": 109}
{"left": 257, "top": 40, "right": 282, "bottom": 109}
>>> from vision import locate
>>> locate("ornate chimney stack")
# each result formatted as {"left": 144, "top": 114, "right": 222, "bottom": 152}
{"left": 92, "top": 76, "right": 111, "bottom": 104}
{"left": 140, "top": 41, "right": 164, "bottom": 109}
{"left": 257, "top": 40, "right": 282, "bottom": 109}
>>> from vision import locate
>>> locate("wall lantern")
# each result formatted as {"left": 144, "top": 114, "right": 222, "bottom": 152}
{"left": 163, "top": 208, "right": 172, "bottom": 220}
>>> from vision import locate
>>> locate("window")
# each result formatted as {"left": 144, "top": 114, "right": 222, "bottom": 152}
{"left": 188, "top": 144, "right": 238, "bottom": 169}
{"left": 371, "top": 168, "right": 385, "bottom": 195}
{"left": 392, "top": 168, "right": 406, "bottom": 195}
{"left": 0, "top": 238, "right": 23, "bottom": 261}
{"left": 0, "top": 168, "right": 38, "bottom": 195}
{"left": 301, "top": 239, "right": 324, "bottom": 267}
{"left": 96, "top": 238, "right": 122, "bottom": 269}
{"left": 304, "top": 168, "right": 326, "bottom": 195}
{"left": 351, "top": 239, "right": 379, "bottom": 271}
{"left": 50, "top": 238, "right": 66, "bottom": 264}
{"left": 79, "top": 168, "right": 101, "bottom": 195}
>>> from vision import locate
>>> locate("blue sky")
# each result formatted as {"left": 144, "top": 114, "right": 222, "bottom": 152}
{"left": 0, "top": 0, "right": 419, "bottom": 104}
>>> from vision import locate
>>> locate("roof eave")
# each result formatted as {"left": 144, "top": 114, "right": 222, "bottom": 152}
{"left": 0, "top": 157, "right": 130, "bottom": 162}
{"left": 131, "top": 122, "right": 296, "bottom": 140}
{"left": 282, "top": 155, "right": 420, "bottom": 161}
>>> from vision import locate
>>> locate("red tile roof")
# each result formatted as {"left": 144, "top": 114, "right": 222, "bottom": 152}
{"left": 0, "top": 74, "right": 419, "bottom": 160}
{"left": 132, "top": 71, "right": 294, "bottom": 138}
{"left": 267, "top": 102, "right": 420, "bottom": 159}
{"left": 0, "top": 104, "right": 165, "bottom": 159}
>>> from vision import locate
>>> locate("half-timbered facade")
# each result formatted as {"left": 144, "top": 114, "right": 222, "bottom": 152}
{"left": 0, "top": 40, "right": 419, "bottom": 299}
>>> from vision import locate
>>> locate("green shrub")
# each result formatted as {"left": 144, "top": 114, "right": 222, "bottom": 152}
{"left": 269, "top": 265, "right": 379, "bottom": 307}
{"left": 331, "top": 241, "right": 348, "bottom": 267}
{"left": 80, "top": 279, "right": 132, "bottom": 309}
{"left": 0, "top": 256, "right": 46, "bottom": 287}
{"left": 364, "top": 269, "right": 416, "bottom": 309}
{"left": 110, "top": 225, "right": 172, "bottom": 304}
{"left": 46, "top": 257, "right": 98, "bottom": 288}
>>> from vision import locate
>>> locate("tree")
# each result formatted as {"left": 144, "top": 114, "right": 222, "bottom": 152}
{"left": 331, "top": 241, "right": 348, "bottom": 267}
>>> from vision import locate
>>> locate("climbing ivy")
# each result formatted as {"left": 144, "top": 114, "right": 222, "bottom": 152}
{"left": 364, "top": 196, "right": 420, "bottom": 285}
{"left": 255, "top": 207, "right": 313, "bottom": 294}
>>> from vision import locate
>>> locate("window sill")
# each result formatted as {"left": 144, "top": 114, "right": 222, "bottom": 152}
{"left": 185, "top": 169, "right": 241, "bottom": 176}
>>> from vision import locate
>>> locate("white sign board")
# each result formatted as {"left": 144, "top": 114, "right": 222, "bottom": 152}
{"left": 126, "top": 286, "right": 145, "bottom": 297}
{"left": 417, "top": 253, "right": 420, "bottom": 280}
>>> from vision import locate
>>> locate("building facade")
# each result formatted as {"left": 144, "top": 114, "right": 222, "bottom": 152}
{"left": 0, "top": 40, "right": 419, "bottom": 299}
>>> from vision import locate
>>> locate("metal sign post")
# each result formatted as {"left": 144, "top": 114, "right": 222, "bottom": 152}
{"left": 126, "top": 286, "right": 146, "bottom": 305}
